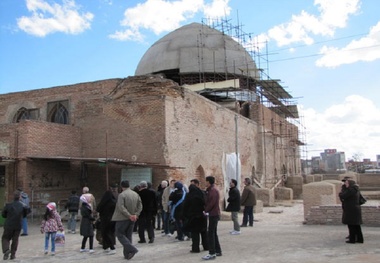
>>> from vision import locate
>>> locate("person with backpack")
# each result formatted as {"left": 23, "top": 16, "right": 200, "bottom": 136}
{"left": 65, "top": 190, "right": 80, "bottom": 234}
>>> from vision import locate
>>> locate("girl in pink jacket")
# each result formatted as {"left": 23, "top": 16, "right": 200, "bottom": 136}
{"left": 40, "top": 202, "right": 64, "bottom": 256}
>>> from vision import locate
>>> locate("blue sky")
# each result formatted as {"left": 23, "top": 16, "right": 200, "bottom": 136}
{"left": 1, "top": 0, "right": 380, "bottom": 162}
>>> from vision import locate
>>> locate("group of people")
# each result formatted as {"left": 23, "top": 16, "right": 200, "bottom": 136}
{"left": 1, "top": 177, "right": 257, "bottom": 261}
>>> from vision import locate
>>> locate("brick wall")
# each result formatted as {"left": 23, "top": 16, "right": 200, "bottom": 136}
{"left": 305, "top": 205, "right": 380, "bottom": 226}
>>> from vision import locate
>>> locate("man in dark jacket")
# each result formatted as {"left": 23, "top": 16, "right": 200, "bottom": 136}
{"left": 225, "top": 179, "right": 241, "bottom": 234}
{"left": 240, "top": 177, "right": 256, "bottom": 227}
{"left": 137, "top": 181, "right": 157, "bottom": 244}
{"left": 2, "top": 190, "right": 29, "bottom": 260}
{"left": 65, "top": 190, "right": 80, "bottom": 234}
{"left": 183, "top": 182, "right": 209, "bottom": 253}
{"left": 339, "top": 179, "right": 364, "bottom": 244}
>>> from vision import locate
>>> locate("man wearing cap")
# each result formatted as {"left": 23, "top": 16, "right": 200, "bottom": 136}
{"left": 112, "top": 180, "right": 142, "bottom": 260}
{"left": 1, "top": 190, "right": 29, "bottom": 260}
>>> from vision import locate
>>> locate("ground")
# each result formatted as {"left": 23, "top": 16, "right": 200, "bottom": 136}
{"left": 8, "top": 200, "right": 380, "bottom": 262}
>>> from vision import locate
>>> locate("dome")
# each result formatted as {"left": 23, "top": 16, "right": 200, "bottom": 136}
{"left": 135, "top": 22, "right": 259, "bottom": 80}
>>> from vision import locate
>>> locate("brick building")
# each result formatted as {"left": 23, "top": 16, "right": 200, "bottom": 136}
{"left": 0, "top": 22, "right": 302, "bottom": 211}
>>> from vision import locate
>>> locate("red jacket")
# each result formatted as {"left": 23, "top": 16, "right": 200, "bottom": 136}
{"left": 204, "top": 184, "right": 220, "bottom": 216}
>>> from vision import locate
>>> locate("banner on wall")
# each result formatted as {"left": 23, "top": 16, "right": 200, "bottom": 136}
{"left": 222, "top": 152, "right": 241, "bottom": 208}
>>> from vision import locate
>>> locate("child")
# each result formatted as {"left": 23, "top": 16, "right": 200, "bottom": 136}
{"left": 80, "top": 194, "right": 95, "bottom": 253}
{"left": 40, "top": 202, "right": 64, "bottom": 256}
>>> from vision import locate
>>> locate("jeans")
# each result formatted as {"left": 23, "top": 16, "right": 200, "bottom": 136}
{"left": 231, "top": 211, "right": 240, "bottom": 231}
{"left": 67, "top": 212, "right": 78, "bottom": 232}
{"left": 22, "top": 217, "right": 28, "bottom": 234}
{"left": 156, "top": 210, "right": 162, "bottom": 229}
{"left": 242, "top": 206, "right": 254, "bottom": 226}
{"left": 115, "top": 220, "right": 138, "bottom": 258}
{"left": 45, "top": 232, "right": 57, "bottom": 252}
{"left": 207, "top": 216, "right": 221, "bottom": 255}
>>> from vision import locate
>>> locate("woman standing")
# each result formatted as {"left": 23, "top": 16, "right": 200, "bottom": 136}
{"left": 80, "top": 195, "right": 95, "bottom": 253}
{"left": 338, "top": 179, "right": 364, "bottom": 244}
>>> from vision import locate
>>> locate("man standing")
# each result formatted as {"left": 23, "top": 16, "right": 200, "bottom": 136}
{"left": 225, "top": 179, "right": 241, "bottom": 235}
{"left": 17, "top": 188, "right": 30, "bottom": 236}
{"left": 65, "top": 190, "right": 80, "bottom": 234}
{"left": 112, "top": 180, "right": 142, "bottom": 260}
{"left": 202, "top": 176, "right": 222, "bottom": 260}
{"left": 240, "top": 177, "right": 256, "bottom": 227}
{"left": 161, "top": 179, "right": 176, "bottom": 236}
{"left": 137, "top": 181, "right": 157, "bottom": 244}
{"left": 2, "top": 190, "right": 29, "bottom": 260}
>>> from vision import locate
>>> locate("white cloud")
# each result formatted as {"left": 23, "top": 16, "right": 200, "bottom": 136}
{"left": 264, "top": 0, "right": 360, "bottom": 47}
{"left": 316, "top": 21, "right": 380, "bottom": 67}
{"left": 17, "top": 0, "right": 94, "bottom": 37}
{"left": 109, "top": 0, "right": 231, "bottom": 42}
{"left": 303, "top": 95, "right": 380, "bottom": 160}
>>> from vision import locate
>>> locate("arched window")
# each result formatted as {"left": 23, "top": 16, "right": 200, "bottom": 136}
{"left": 47, "top": 100, "right": 69, "bottom": 124}
{"left": 13, "top": 107, "right": 39, "bottom": 123}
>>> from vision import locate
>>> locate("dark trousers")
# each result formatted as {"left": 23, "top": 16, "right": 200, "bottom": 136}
{"left": 207, "top": 216, "right": 221, "bottom": 255}
{"left": 138, "top": 215, "right": 155, "bottom": 241}
{"left": 100, "top": 220, "right": 116, "bottom": 250}
{"left": 2, "top": 228, "right": 21, "bottom": 258}
{"left": 163, "top": 212, "right": 170, "bottom": 234}
{"left": 191, "top": 230, "right": 209, "bottom": 252}
{"left": 81, "top": 236, "right": 94, "bottom": 250}
{"left": 242, "top": 206, "right": 254, "bottom": 226}
{"left": 174, "top": 218, "right": 184, "bottom": 240}
{"left": 348, "top": 225, "right": 364, "bottom": 243}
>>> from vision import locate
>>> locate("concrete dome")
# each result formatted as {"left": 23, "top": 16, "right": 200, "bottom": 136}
{"left": 135, "top": 22, "right": 259, "bottom": 79}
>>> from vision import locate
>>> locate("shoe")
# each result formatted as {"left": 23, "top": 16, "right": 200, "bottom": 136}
{"left": 161, "top": 233, "right": 168, "bottom": 237}
{"left": 202, "top": 254, "right": 216, "bottom": 260}
{"left": 21, "top": 233, "right": 28, "bottom": 236}
{"left": 107, "top": 249, "right": 116, "bottom": 255}
{"left": 216, "top": 252, "right": 222, "bottom": 256}
{"left": 345, "top": 241, "right": 355, "bottom": 244}
{"left": 230, "top": 231, "right": 241, "bottom": 235}
{"left": 89, "top": 249, "right": 95, "bottom": 253}
{"left": 148, "top": 238, "right": 154, "bottom": 243}
{"left": 80, "top": 249, "right": 88, "bottom": 252}
{"left": 156, "top": 227, "right": 161, "bottom": 230}
{"left": 240, "top": 225, "right": 247, "bottom": 227}
{"left": 184, "top": 236, "right": 189, "bottom": 241}
{"left": 190, "top": 250, "right": 200, "bottom": 253}
{"left": 51, "top": 252, "right": 55, "bottom": 256}
{"left": 357, "top": 241, "right": 364, "bottom": 243}
{"left": 10, "top": 255, "right": 15, "bottom": 260}
{"left": 71, "top": 231, "right": 76, "bottom": 234}
{"left": 126, "top": 251, "right": 137, "bottom": 260}
{"left": 3, "top": 249, "right": 11, "bottom": 260}
{"left": 167, "top": 233, "right": 173, "bottom": 237}
{"left": 249, "top": 225, "right": 253, "bottom": 227}
{"left": 44, "top": 250, "right": 48, "bottom": 255}
{"left": 138, "top": 240, "right": 146, "bottom": 243}
{"left": 103, "top": 248, "right": 110, "bottom": 253}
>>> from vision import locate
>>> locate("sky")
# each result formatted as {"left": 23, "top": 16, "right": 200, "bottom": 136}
{"left": 1, "top": 0, "right": 380, "bottom": 162}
